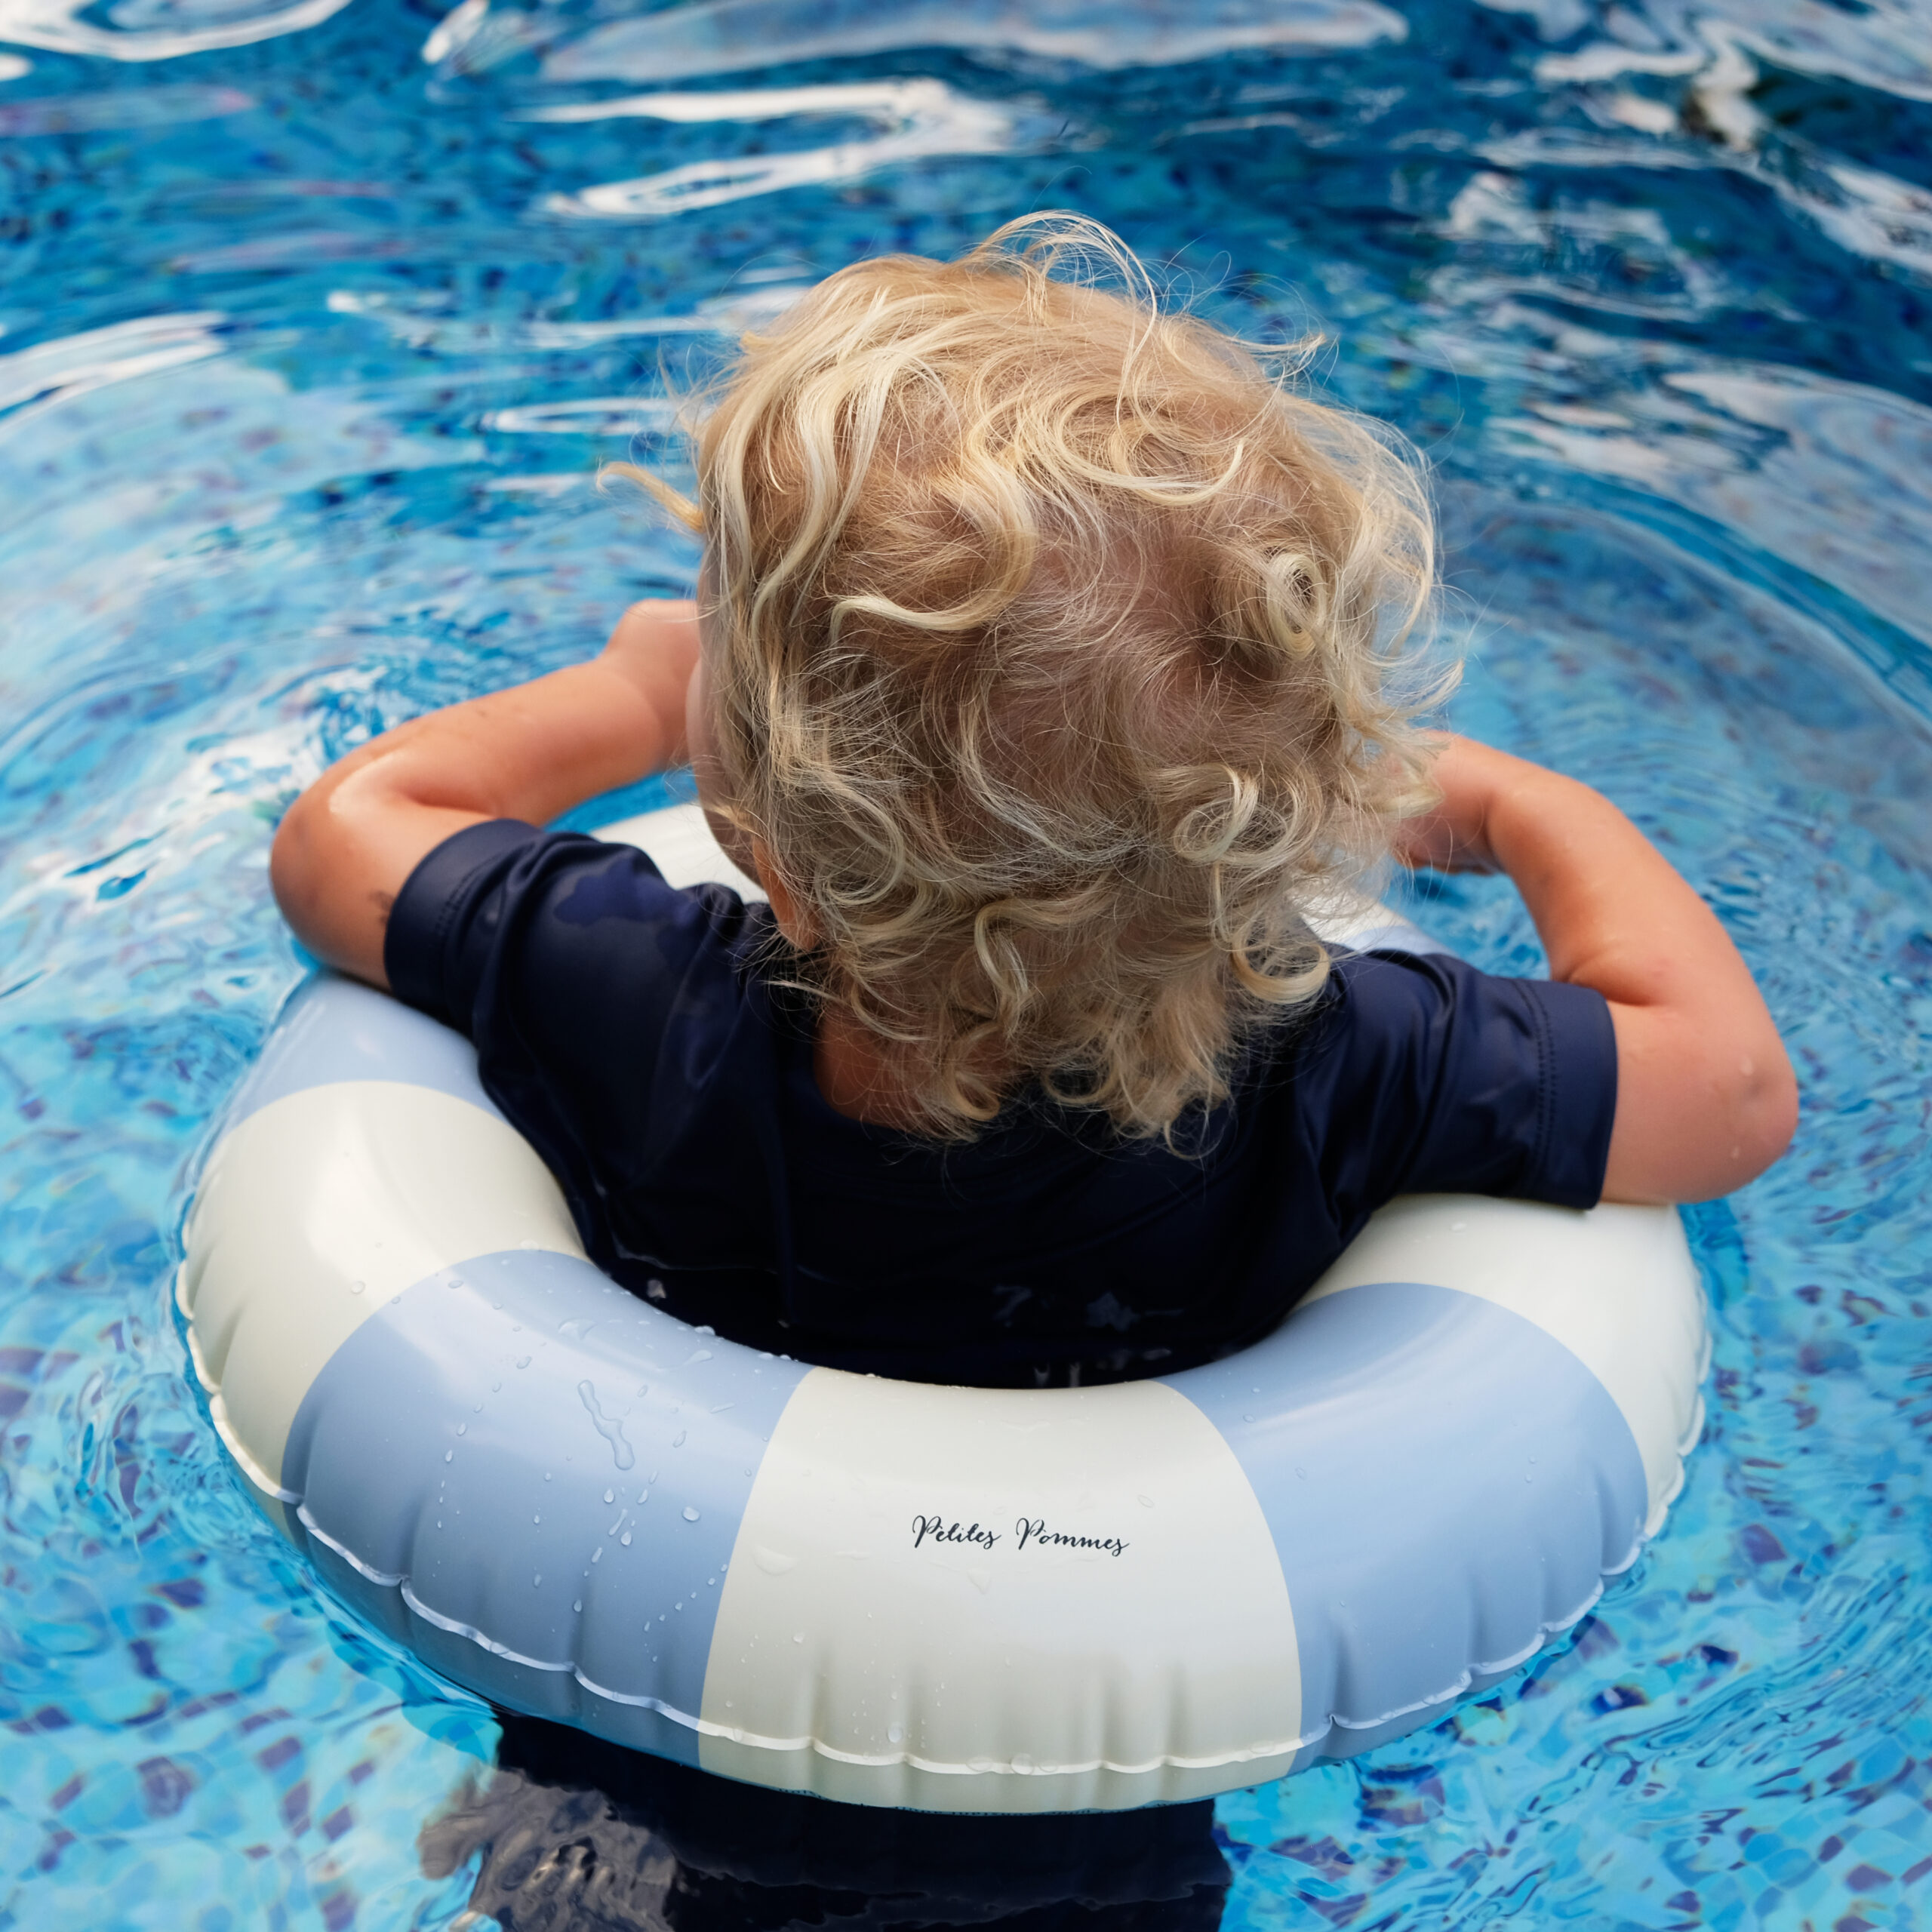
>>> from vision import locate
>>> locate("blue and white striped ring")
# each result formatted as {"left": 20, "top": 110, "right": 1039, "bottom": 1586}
{"left": 177, "top": 804, "right": 1707, "bottom": 1814}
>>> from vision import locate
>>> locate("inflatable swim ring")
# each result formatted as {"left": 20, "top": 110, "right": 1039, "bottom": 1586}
{"left": 178, "top": 804, "right": 1708, "bottom": 1814}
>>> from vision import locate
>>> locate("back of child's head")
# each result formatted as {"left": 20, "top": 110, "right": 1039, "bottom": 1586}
{"left": 634, "top": 216, "right": 1445, "bottom": 1141}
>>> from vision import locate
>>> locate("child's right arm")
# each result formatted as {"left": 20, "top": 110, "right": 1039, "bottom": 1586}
{"left": 1397, "top": 736, "right": 1796, "bottom": 1205}
{"left": 270, "top": 600, "right": 700, "bottom": 990}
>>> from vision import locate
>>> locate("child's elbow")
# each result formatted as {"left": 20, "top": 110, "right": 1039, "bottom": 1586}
{"left": 269, "top": 796, "right": 314, "bottom": 929}
{"left": 269, "top": 786, "right": 340, "bottom": 959}
{"left": 1604, "top": 1012, "right": 1798, "bottom": 1205}
{"left": 1697, "top": 1034, "right": 1798, "bottom": 1199}
{"left": 1733, "top": 1041, "right": 1799, "bottom": 1185}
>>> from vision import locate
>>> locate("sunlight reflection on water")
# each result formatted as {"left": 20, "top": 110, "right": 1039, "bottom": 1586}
{"left": 1, "top": 0, "right": 1930, "bottom": 1924}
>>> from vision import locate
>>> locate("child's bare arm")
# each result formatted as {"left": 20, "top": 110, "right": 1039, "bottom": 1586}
{"left": 270, "top": 600, "right": 700, "bottom": 989}
{"left": 1397, "top": 736, "right": 1796, "bottom": 1204}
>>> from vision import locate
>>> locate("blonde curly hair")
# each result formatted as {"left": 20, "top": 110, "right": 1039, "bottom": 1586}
{"left": 621, "top": 215, "right": 1448, "bottom": 1140}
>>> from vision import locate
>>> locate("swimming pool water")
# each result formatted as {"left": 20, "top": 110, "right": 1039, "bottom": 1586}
{"left": 1, "top": 0, "right": 1930, "bottom": 1924}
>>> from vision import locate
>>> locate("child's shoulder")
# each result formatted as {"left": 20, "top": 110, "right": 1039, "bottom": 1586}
{"left": 386, "top": 822, "right": 773, "bottom": 1055}
{"left": 1269, "top": 946, "right": 1617, "bottom": 1211}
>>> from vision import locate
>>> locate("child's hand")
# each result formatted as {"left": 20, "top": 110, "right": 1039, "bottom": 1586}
{"left": 598, "top": 600, "right": 700, "bottom": 756}
{"left": 1399, "top": 734, "right": 1797, "bottom": 1206}
{"left": 1392, "top": 735, "right": 1500, "bottom": 875}
{"left": 271, "top": 600, "right": 700, "bottom": 990}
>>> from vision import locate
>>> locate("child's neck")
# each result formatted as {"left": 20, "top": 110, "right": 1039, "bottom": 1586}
{"left": 812, "top": 1008, "right": 1007, "bottom": 1134}
{"left": 812, "top": 1007, "right": 928, "bottom": 1130}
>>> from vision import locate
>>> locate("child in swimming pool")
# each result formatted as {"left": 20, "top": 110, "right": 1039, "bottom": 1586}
{"left": 272, "top": 217, "right": 1795, "bottom": 1386}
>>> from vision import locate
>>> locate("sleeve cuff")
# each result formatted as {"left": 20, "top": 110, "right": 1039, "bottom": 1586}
{"left": 384, "top": 818, "right": 545, "bottom": 1029}
{"left": 1521, "top": 977, "right": 1620, "bottom": 1209}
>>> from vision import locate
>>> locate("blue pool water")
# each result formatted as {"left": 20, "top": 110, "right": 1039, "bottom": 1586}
{"left": 2, "top": 0, "right": 1930, "bottom": 1924}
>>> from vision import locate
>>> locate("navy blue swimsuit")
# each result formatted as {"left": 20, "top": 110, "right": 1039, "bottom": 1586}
{"left": 387, "top": 821, "right": 1618, "bottom": 1387}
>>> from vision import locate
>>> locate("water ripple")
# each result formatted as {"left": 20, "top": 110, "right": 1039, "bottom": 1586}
{"left": 1, "top": 0, "right": 1930, "bottom": 1924}
{"left": 543, "top": 0, "right": 1409, "bottom": 85}
{"left": 0, "top": 0, "right": 352, "bottom": 60}
{"left": 528, "top": 80, "right": 1040, "bottom": 221}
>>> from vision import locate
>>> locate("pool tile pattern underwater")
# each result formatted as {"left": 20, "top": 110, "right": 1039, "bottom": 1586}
{"left": 1, "top": 0, "right": 1931, "bottom": 1924}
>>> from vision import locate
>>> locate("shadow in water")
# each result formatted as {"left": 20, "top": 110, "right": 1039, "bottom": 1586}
{"left": 420, "top": 1713, "right": 1232, "bottom": 1931}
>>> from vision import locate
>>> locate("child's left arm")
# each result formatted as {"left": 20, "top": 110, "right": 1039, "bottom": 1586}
{"left": 269, "top": 600, "right": 700, "bottom": 989}
{"left": 1397, "top": 735, "right": 1797, "bottom": 1204}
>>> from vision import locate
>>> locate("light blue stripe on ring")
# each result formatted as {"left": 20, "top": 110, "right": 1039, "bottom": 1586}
{"left": 282, "top": 1247, "right": 811, "bottom": 1758}
{"left": 228, "top": 974, "right": 498, "bottom": 1125}
{"left": 1166, "top": 1280, "right": 1647, "bottom": 1753}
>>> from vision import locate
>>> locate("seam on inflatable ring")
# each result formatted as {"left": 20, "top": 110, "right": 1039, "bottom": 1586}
{"left": 299, "top": 1504, "right": 406, "bottom": 1586}
{"left": 1641, "top": 1464, "right": 1687, "bottom": 1542}
{"left": 300, "top": 1521, "right": 1647, "bottom": 1777}
{"left": 1675, "top": 1389, "right": 1707, "bottom": 1460}
{"left": 389, "top": 1574, "right": 1331, "bottom": 1776}
{"left": 1318, "top": 1576, "right": 1611, "bottom": 1737}
{"left": 174, "top": 1262, "right": 221, "bottom": 1400}
{"left": 1302, "top": 1435, "right": 1697, "bottom": 1749}
{"left": 1475, "top": 1578, "right": 1604, "bottom": 1678}
{"left": 174, "top": 1269, "right": 304, "bottom": 1506}
{"left": 400, "top": 1581, "right": 577, "bottom": 1672}
{"left": 285, "top": 1375, "right": 1695, "bottom": 1777}
{"left": 310, "top": 1521, "right": 1658, "bottom": 1772}
{"left": 1639, "top": 1303, "right": 1708, "bottom": 1541}
{"left": 688, "top": 1723, "right": 1323, "bottom": 1777}
{"left": 206, "top": 1395, "right": 301, "bottom": 1504}
{"left": 1325, "top": 1697, "right": 1463, "bottom": 1733}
